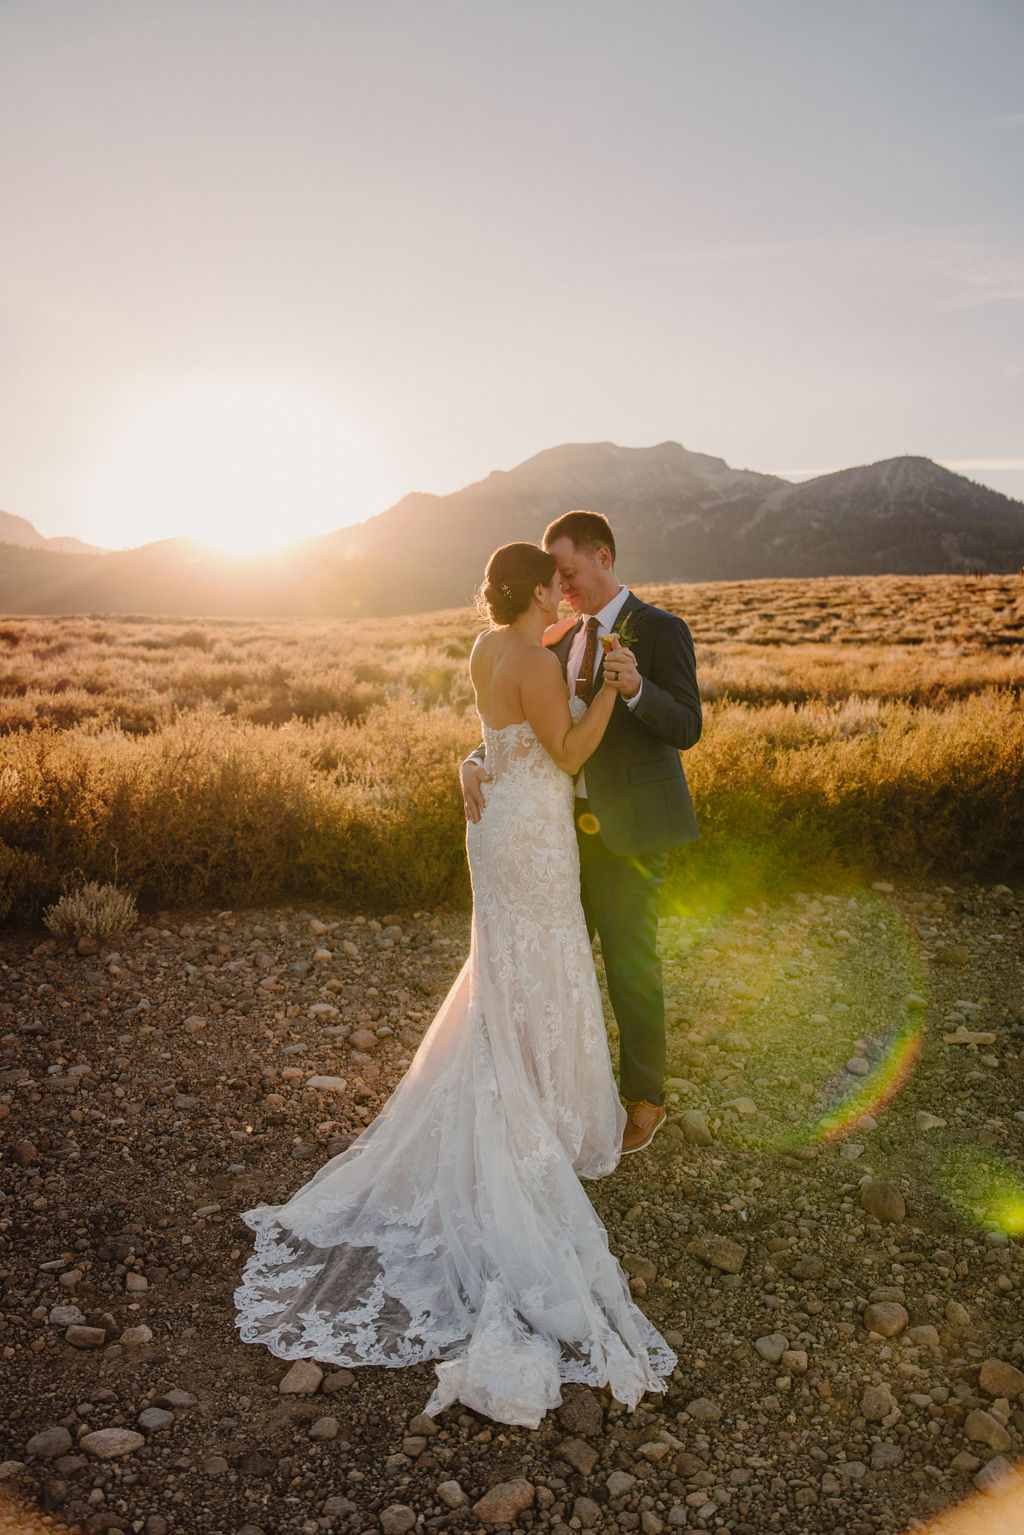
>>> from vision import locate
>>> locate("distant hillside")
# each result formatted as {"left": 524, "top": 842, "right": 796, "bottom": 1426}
{"left": 1, "top": 442, "right": 1022, "bottom": 617}
{"left": 0, "top": 508, "right": 104, "bottom": 555}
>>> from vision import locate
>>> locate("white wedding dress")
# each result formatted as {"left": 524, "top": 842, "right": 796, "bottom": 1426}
{"left": 234, "top": 703, "right": 675, "bottom": 1427}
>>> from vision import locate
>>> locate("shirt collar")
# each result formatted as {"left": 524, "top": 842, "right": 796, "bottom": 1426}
{"left": 590, "top": 586, "right": 631, "bottom": 630}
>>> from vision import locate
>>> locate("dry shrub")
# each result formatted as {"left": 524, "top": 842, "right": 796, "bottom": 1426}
{"left": 42, "top": 880, "right": 138, "bottom": 943}
{"left": 1, "top": 585, "right": 1022, "bottom": 920}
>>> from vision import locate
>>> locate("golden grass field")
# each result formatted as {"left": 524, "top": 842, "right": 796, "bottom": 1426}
{"left": 0, "top": 573, "right": 1022, "bottom": 922}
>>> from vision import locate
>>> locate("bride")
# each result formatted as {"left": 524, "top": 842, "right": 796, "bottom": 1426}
{"left": 234, "top": 541, "right": 676, "bottom": 1428}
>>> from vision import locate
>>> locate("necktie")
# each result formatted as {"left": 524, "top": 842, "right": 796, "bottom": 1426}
{"left": 574, "top": 617, "right": 601, "bottom": 704}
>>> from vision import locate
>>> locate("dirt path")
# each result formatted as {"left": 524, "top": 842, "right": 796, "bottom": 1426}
{"left": 1, "top": 880, "right": 1022, "bottom": 1534}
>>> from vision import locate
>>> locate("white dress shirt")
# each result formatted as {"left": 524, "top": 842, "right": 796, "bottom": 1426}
{"left": 567, "top": 586, "right": 642, "bottom": 798}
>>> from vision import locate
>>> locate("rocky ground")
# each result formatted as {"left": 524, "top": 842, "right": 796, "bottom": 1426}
{"left": 1, "top": 879, "right": 1023, "bottom": 1535}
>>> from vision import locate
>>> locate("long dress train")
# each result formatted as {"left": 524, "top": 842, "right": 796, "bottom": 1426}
{"left": 233, "top": 709, "right": 676, "bottom": 1427}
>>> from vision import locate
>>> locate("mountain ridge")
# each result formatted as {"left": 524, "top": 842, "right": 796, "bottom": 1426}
{"left": 1, "top": 442, "right": 1021, "bottom": 618}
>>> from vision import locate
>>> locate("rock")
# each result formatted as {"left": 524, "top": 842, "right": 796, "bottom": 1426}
{"left": 77, "top": 936, "right": 100, "bottom": 955}
{"left": 48, "top": 1305, "right": 85, "bottom": 1327}
{"left": 782, "top": 1350, "right": 808, "bottom": 1374}
{"left": 279, "top": 1360, "right": 323, "bottom": 1395}
{"left": 965, "top": 1409, "right": 1013, "bottom": 1454}
{"left": 558, "top": 1438, "right": 599, "bottom": 1475}
{"left": 309, "top": 1416, "right": 338, "bottom": 1439}
{"left": 137, "top": 1408, "right": 174, "bottom": 1433}
{"left": 861, "top": 1383, "right": 899, "bottom": 1421}
{"left": 980, "top": 1358, "right": 1024, "bottom": 1399}
{"left": 685, "top": 1397, "right": 722, "bottom": 1421}
{"left": 472, "top": 1479, "right": 535, "bottom": 1523}
{"left": 915, "top": 1112, "right": 947, "bottom": 1133}
{"left": 863, "top": 1302, "right": 909, "bottom": 1337}
{"left": 304, "top": 1075, "right": 347, "bottom": 1094}
{"left": 860, "top": 1180, "right": 906, "bottom": 1223}
{"left": 321, "top": 1369, "right": 355, "bottom": 1393}
{"left": 944, "top": 1027, "right": 996, "bottom": 1044}
{"left": 349, "top": 1028, "right": 377, "bottom": 1051}
{"left": 846, "top": 1057, "right": 871, "bottom": 1076}
{"left": 155, "top": 1389, "right": 197, "bottom": 1409}
{"left": 203, "top": 1454, "right": 230, "bottom": 1475}
{"left": 438, "top": 1481, "right": 468, "bottom": 1509}
{"left": 623, "top": 1253, "right": 657, "bottom": 1281}
{"left": 906, "top": 1325, "right": 940, "bottom": 1347}
{"left": 937, "top": 945, "right": 971, "bottom": 967}
{"left": 871, "top": 1442, "right": 904, "bottom": 1470}
{"left": 119, "top": 1324, "right": 153, "bottom": 1347}
{"left": 14, "top": 1140, "right": 38, "bottom": 1166}
{"left": 721, "top": 1096, "right": 757, "bottom": 1114}
{"left": 606, "top": 1471, "right": 637, "bottom": 1497}
{"left": 677, "top": 1110, "right": 713, "bottom": 1145}
{"left": 754, "top": 1334, "right": 789, "bottom": 1364}
{"left": 379, "top": 1502, "right": 416, "bottom": 1532}
{"left": 65, "top": 1325, "right": 106, "bottom": 1349}
{"left": 689, "top": 1235, "right": 747, "bottom": 1273}
{"left": 946, "top": 1300, "right": 972, "bottom": 1328}
{"left": 557, "top": 1385, "right": 603, "bottom": 1436}
{"left": 974, "top": 1456, "right": 1021, "bottom": 1494}
{"left": 26, "top": 1428, "right": 73, "bottom": 1461}
{"left": 322, "top": 1496, "right": 357, "bottom": 1519}
{"left": 81, "top": 1429, "right": 145, "bottom": 1460}
{"left": 572, "top": 1496, "right": 603, "bottom": 1529}
{"left": 791, "top": 1254, "right": 824, "bottom": 1280}
{"left": 126, "top": 1272, "right": 148, "bottom": 1293}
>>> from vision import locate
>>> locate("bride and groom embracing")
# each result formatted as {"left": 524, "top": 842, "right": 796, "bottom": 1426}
{"left": 235, "top": 510, "right": 702, "bottom": 1429}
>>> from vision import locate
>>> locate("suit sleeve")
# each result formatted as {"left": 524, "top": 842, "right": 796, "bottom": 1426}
{"left": 631, "top": 613, "right": 702, "bottom": 751}
{"left": 463, "top": 742, "right": 486, "bottom": 768}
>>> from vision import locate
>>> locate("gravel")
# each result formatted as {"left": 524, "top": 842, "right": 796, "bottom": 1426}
{"left": 1, "top": 883, "right": 1023, "bottom": 1532}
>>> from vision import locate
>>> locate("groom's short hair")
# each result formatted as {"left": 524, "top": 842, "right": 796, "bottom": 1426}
{"left": 543, "top": 510, "right": 616, "bottom": 562}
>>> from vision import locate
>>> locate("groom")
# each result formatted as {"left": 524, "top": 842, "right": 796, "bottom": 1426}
{"left": 461, "top": 510, "right": 702, "bottom": 1154}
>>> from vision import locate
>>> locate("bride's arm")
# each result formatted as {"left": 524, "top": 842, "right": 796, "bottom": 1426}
{"left": 520, "top": 648, "right": 619, "bottom": 776}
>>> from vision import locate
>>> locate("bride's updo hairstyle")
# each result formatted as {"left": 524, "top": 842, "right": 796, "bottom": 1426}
{"left": 479, "top": 542, "right": 557, "bottom": 626}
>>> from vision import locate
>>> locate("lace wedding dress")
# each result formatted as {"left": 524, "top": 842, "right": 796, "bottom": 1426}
{"left": 234, "top": 703, "right": 675, "bottom": 1427}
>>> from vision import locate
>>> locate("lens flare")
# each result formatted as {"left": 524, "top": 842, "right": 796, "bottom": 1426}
{"left": 939, "top": 1145, "right": 1024, "bottom": 1237}
{"left": 577, "top": 811, "right": 601, "bottom": 836}
{"left": 803, "top": 1012, "right": 925, "bottom": 1144}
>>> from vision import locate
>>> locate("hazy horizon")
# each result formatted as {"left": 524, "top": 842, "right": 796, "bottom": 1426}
{"left": 2, "top": 0, "right": 1022, "bottom": 553}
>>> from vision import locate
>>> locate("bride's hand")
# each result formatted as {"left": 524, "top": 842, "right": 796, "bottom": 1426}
{"left": 601, "top": 636, "right": 640, "bottom": 698}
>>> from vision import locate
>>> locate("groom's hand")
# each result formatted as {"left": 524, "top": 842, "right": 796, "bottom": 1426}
{"left": 460, "top": 759, "right": 491, "bottom": 823}
{"left": 603, "top": 644, "right": 641, "bottom": 699}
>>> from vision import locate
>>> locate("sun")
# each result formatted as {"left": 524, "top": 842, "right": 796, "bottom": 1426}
{"left": 84, "top": 377, "right": 382, "bottom": 553}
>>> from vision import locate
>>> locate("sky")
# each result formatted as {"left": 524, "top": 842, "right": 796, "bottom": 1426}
{"left": 1, "top": 0, "right": 1022, "bottom": 553}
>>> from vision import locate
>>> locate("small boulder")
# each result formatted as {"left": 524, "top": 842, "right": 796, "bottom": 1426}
{"left": 81, "top": 1429, "right": 145, "bottom": 1460}
{"left": 980, "top": 1358, "right": 1024, "bottom": 1400}
{"left": 278, "top": 1360, "right": 323, "bottom": 1395}
{"left": 860, "top": 1180, "right": 906, "bottom": 1223}
{"left": 861, "top": 1383, "right": 899, "bottom": 1421}
{"left": 863, "top": 1302, "right": 909, "bottom": 1338}
{"left": 472, "top": 1479, "right": 535, "bottom": 1523}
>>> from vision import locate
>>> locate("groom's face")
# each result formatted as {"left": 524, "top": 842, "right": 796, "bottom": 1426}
{"left": 547, "top": 537, "right": 613, "bottom": 616}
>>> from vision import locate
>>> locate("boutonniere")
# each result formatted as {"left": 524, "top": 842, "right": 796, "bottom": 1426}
{"left": 601, "top": 611, "right": 642, "bottom": 654}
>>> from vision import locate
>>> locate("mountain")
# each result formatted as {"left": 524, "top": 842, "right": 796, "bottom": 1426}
{"left": 1, "top": 443, "right": 1021, "bottom": 617}
{"left": 0, "top": 508, "right": 104, "bottom": 555}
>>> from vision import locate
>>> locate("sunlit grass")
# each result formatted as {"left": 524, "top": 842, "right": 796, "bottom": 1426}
{"left": 1, "top": 577, "right": 1022, "bottom": 921}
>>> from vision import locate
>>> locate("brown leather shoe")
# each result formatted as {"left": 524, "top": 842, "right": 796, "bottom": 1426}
{"left": 621, "top": 1099, "right": 666, "bottom": 1155}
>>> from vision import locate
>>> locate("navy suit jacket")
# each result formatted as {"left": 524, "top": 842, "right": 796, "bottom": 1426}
{"left": 552, "top": 593, "right": 701, "bottom": 857}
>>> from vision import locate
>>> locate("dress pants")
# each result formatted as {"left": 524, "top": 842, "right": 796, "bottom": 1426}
{"left": 575, "top": 801, "right": 666, "bottom": 1107}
